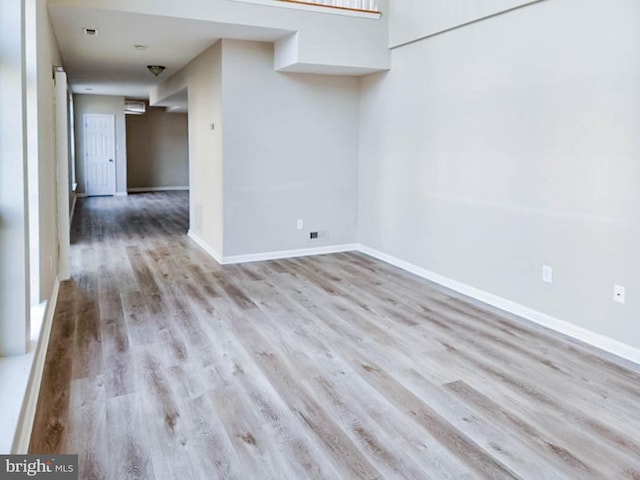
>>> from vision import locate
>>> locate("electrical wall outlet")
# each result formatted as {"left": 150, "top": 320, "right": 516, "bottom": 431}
{"left": 542, "top": 265, "right": 553, "bottom": 283}
{"left": 297, "top": 219, "right": 304, "bottom": 230}
{"left": 309, "top": 230, "right": 328, "bottom": 240}
{"left": 613, "top": 284, "right": 625, "bottom": 304}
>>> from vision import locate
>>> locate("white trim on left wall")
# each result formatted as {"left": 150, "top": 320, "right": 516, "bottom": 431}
{"left": 11, "top": 279, "right": 60, "bottom": 453}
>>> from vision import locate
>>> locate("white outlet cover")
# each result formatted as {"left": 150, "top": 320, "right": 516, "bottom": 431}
{"left": 297, "top": 219, "right": 304, "bottom": 230}
{"left": 613, "top": 284, "right": 625, "bottom": 304}
{"left": 542, "top": 265, "right": 553, "bottom": 283}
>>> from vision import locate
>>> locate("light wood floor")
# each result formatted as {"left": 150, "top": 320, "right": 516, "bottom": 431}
{"left": 30, "top": 192, "right": 640, "bottom": 479}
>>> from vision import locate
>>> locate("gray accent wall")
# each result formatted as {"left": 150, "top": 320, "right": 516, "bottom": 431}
{"left": 359, "top": 0, "right": 640, "bottom": 349}
{"left": 126, "top": 105, "right": 189, "bottom": 190}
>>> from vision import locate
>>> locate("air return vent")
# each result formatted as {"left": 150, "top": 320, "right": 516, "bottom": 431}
{"left": 125, "top": 100, "right": 146, "bottom": 115}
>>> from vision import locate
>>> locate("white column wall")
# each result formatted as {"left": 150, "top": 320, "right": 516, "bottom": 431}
{"left": 0, "top": 0, "right": 30, "bottom": 356}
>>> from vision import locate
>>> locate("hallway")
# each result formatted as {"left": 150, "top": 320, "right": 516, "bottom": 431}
{"left": 29, "top": 192, "right": 640, "bottom": 479}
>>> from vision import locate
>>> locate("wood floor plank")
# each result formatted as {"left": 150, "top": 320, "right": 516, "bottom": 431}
{"left": 105, "top": 394, "right": 156, "bottom": 480}
{"left": 444, "top": 380, "right": 605, "bottom": 478}
{"left": 182, "top": 392, "right": 248, "bottom": 479}
{"left": 101, "top": 315, "right": 136, "bottom": 399}
{"left": 67, "top": 375, "right": 108, "bottom": 480}
{"left": 134, "top": 346, "right": 200, "bottom": 480}
{"left": 29, "top": 192, "right": 640, "bottom": 479}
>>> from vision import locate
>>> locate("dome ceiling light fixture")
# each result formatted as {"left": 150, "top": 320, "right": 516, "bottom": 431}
{"left": 147, "top": 65, "right": 166, "bottom": 77}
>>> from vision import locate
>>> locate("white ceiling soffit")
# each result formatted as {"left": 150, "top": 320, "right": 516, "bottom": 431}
{"left": 160, "top": 89, "right": 188, "bottom": 114}
{"left": 49, "top": 5, "right": 292, "bottom": 98}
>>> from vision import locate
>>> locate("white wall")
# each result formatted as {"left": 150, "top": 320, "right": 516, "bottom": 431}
{"left": 184, "top": 42, "right": 224, "bottom": 256}
{"left": 34, "top": 0, "right": 63, "bottom": 304}
{"left": 126, "top": 105, "right": 189, "bottom": 189}
{"left": 222, "top": 40, "right": 359, "bottom": 256}
{"left": 359, "top": 0, "right": 640, "bottom": 350}
{"left": 74, "top": 95, "right": 127, "bottom": 195}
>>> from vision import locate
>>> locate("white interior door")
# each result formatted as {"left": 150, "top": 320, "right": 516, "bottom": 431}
{"left": 83, "top": 114, "right": 115, "bottom": 196}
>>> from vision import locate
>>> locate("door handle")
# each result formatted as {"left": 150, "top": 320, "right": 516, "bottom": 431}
{"left": 109, "top": 158, "right": 113, "bottom": 162}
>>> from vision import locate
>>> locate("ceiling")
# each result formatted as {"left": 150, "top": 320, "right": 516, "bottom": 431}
{"left": 49, "top": 5, "right": 292, "bottom": 100}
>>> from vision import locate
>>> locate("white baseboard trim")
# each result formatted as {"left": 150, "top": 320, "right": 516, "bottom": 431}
{"left": 128, "top": 186, "right": 189, "bottom": 193}
{"left": 222, "top": 243, "right": 359, "bottom": 265}
{"left": 357, "top": 244, "right": 640, "bottom": 366}
{"left": 114, "top": 192, "right": 128, "bottom": 197}
{"left": 12, "top": 278, "right": 61, "bottom": 453}
{"left": 187, "top": 230, "right": 223, "bottom": 264}
{"left": 188, "top": 230, "right": 357, "bottom": 265}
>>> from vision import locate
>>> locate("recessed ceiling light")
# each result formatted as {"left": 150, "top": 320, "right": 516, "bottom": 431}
{"left": 82, "top": 27, "right": 98, "bottom": 36}
{"left": 134, "top": 44, "right": 148, "bottom": 51}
